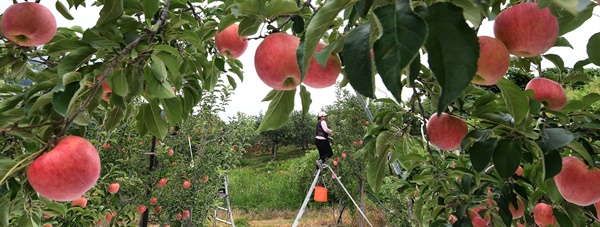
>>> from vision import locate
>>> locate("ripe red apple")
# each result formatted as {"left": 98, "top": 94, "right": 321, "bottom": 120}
{"left": 183, "top": 180, "right": 191, "bottom": 189}
{"left": 302, "top": 43, "right": 342, "bottom": 89}
{"left": 595, "top": 201, "right": 600, "bottom": 220}
{"left": 105, "top": 211, "right": 115, "bottom": 221}
{"left": 525, "top": 78, "right": 567, "bottom": 111}
{"left": 534, "top": 203, "right": 556, "bottom": 226}
{"left": 167, "top": 149, "right": 174, "bottom": 156}
{"left": 468, "top": 208, "right": 489, "bottom": 227}
{"left": 101, "top": 81, "right": 112, "bottom": 102}
{"left": 515, "top": 166, "right": 524, "bottom": 177}
{"left": 255, "top": 33, "right": 302, "bottom": 90}
{"left": 494, "top": 2, "right": 558, "bottom": 57}
{"left": 158, "top": 178, "right": 167, "bottom": 188}
{"left": 472, "top": 36, "right": 510, "bottom": 86}
{"left": 333, "top": 161, "right": 338, "bottom": 166}
{"left": 137, "top": 205, "right": 147, "bottom": 213}
{"left": 27, "top": 136, "right": 100, "bottom": 201}
{"left": 426, "top": 113, "right": 468, "bottom": 151}
{"left": 150, "top": 197, "right": 157, "bottom": 205}
{"left": 554, "top": 156, "right": 600, "bottom": 206}
{"left": 182, "top": 210, "right": 190, "bottom": 218}
{"left": 342, "top": 153, "right": 346, "bottom": 158}
{"left": 176, "top": 213, "right": 183, "bottom": 220}
{"left": 42, "top": 224, "right": 52, "bottom": 227}
{"left": 108, "top": 183, "right": 120, "bottom": 194}
{"left": 509, "top": 196, "right": 525, "bottom": 219}
{"left": 71, "top": 197, "right": 87, "bottom": 208}
{"left": 154, "top": 206, "right": 163, "bottom": 213}
{"left": 0, "top": 2, "right": 57, "bottom": 46}
{"left": 215, "top": 24, "right": 248, "bottom": 59}
{"left": 448, "top": 215, "right": 457, "bottom": 224}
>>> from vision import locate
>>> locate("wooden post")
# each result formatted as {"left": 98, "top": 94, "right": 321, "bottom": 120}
{"left": 139, "top": 136, "right": 158, "bottom": 227}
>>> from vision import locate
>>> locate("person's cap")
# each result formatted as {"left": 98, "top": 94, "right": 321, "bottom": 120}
{"left": 318, "top": 112, "right": 328, "bottom": 117}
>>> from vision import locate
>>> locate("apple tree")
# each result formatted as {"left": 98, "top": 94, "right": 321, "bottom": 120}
{"left": 2, "top": 0, "right": 600, "bottom": 226}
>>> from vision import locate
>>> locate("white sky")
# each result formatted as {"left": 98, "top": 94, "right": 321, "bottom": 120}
{"left": 1, "top": 3, "right": 599, "bottom": 119}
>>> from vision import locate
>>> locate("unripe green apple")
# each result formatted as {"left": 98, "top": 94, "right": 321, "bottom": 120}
{"left": 27, "top": 136, "right": 100, "bottom": 201}
{"left": 426, "top": 113, "right": 468, "bottom": 151}
{"left": 472, "top": 36, "right": 510, "bottom": 86}
{"left": 215, "top": 24, "right": 248, "bottom": 59}
{"left": 494, "top": 2, "right": 558, "bottom": 57}
{"left": 525, "top": 77, "right": 567, "bottom": 111}
{"left": 1, "top": 2, "right": 57, "bottom": 46}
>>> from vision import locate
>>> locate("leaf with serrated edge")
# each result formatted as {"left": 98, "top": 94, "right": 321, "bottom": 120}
{"left": 257, "top": 90, "right": 295, "bottom": 132}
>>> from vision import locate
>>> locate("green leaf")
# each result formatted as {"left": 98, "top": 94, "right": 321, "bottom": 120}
{"left": 373, "top": 1, "right": 427, "bottom": 102}
{"left": 298, "top": 0, "right": 358, "bottom": 78}
{"left": 539, "top": 128, "right": 574, "bottom": 153}
{"left": 82, "top": 29, "right": 120, "bottom": 49}
{"left": 57, "top": 46, "right": 96, "bottom": 76}
{"left": 558, "top": 3, "right": 594, "bottom": 35}
{"left": 142, "top": 0, "right": 160, "bottom": 20}
{"left": 583, "top": 93, "right": 600, "bottom": 107}
{"left": 43, "top": 202, "right": 67, "bottom": 216}
{"left": 238, "top": 17, "right": 261, "bottom": 36}
{"left": 543, "top": 149, "right": 562, "bottom": 179}
{"left": 52, "top": 82, "right": 80, "bottom": 117}
{"left": 587, "top": 33, "right": 600, "bottom": 67}
{"left": 96, "top": 0, "right": 124, "bottom": 26}
{"left": 0, "top": 158, "right": 17, "bottom": 185}
{"left": 492, "top": 140, "right": 522, "bottom": 179}
{"left": 55, "top": 1, "right": 74, "bottom": 20}
{"left": 110, "top": 69, "right": 129, "bottom": 97}
{"left": 553, "top": 208, "right": 574, "bottom": 227}
{"left": 375, "top": 131, "right": 393, "bottom": 158}
{"left": 104, "top": 107, "right": 125, "bottom": 132}
{"left": 355, "top": 0, "right": 373, "bottom": 18}
{"left": 497, "top": 78, "right": 529, "bottom": 125}
{"left": 343, "top": 23, "right": 375, "bottom": 98}
{"left": 46, "top": 39, "right": 89, "bottom": 55}
{"left": 566, "top": 141, "right": 594, "bottom": 167}
{"left": 0, "top": 199, "right": 9, "bottom": 226}
{"left": 552, "top": 0, "right": 590, "bottom": 16}
{"left": 299, "top": 85, "right": 312, "bottom": 115}
{"left": 217, "top": 15, "right": 237, "bottom": 32}
{"left": 264, "top": 0, "right": 301, "bottom": 19}
{"left": 141, "top": 103, "right": 168, "bottom": 139}
{"left": 469, "top": 139, "right": 498, "bottom": 172}
{"left": 424, "top": 2, "right": 478, "bottom": 114}
{"left": 367, "top": 145, "right": 388, "bottom": 192}
{"left": 161, "top": 97, "right": 182, "bottom": 124}
{"left": 452, "top": 0, "right": 482, "bottom": 28}
{"left": 257, "top": 90, "right": 296, "bottom": 132}
{"left": 543, "top": 54, "right": 565, "bottom": 70}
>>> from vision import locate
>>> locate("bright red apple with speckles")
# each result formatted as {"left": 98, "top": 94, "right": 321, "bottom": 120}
{"left": 426, "top": 113, "right": 468, "bottom": 151}
{"left": 215, "top": 24, "right": 248, "bottom": 59}
{"left": 1, "top": 2, "right": 57, "bottom": 46}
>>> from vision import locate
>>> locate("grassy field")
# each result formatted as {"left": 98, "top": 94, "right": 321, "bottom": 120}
{"left": 225, "top": 146, "right": 389, "bottom": 227}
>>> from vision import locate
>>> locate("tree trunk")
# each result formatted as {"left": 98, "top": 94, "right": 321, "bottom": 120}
{"left": 358, "top": 178, "right": 365, "bottom": 227}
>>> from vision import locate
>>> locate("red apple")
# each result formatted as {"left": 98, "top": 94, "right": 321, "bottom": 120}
{"left": 215, "top": 24, "right": 248, "bottom": 59}
{"left": 102, "top": 143, "right": 110, "bottom": 149}
{"left": 509, "top": 196, "right": 525, "bottom": 219}
{"left": 364, "top": 121, "right": 369, "bottom": 126}
{"left": 177, "top": 213, "right": 183, "bottom": 220}
{"left": 182, "top": 210, "right": 190, "bottom": 218}
{"left": 27, "top": 136, "right": 100, "bottom": 201}
{"left": 137, "top": 205, "right": 147, "bottom": 213}
{"left": 108, "top": 183, "right": 120, "bottom": 194}
{"left": 168, "top": 149, "right": 174, "bottom": 156}
{"left": 342, "top": 153, "right": 346, "bottom": 158}
{"left": 154, "top": 206, "right": 163, "bottom": 213}
{"left": 158, "top": 178, "right": 167, "bottom": 188}
{"left": 554, "top": 156, "right": 600, "bottom": 206}
{"left": 595, "top": 201, "right": 600, "bottom": 220}
{"left": 255, "top": 33, "right": 302, "bottom": 90}
{"left": 0, "top": 2, "right": 57, "bottom": 46}
{"left": 183, "top": 180, "right": 191, "bottom": 189}
{"left": 101, "top": 81, "right": 112, "bottom": 102}
{"left": 515, "top": 166, "right": 524, "bottom": 177}
{"left": 472, "top": 36, "right": 510, "bottom": 86}
{"left": 150, "top": 197, "right": 157, "bottom": 205}
{"left": 333, "top": 161, "right": 338, "bottom": 166}
{"left": 448, "top": 215, "right": 457, "bottom": 223}
{"left": 468, "top": 208, "right": 489, "bottom": 227}
{"left": 302, "top": 43, "right": 342, "bottom": 89}
{"left": 494, "top": 2, "right": 558, "bottom": 57}
{"left": 525, "top": 78, "right": 567, "bottom": 111}
{"left": 42, "top": 224, "right": 52, "bottom": 227}
{"left": 426, "top": 113, "right": 468, "bottom": 151}
{"left": 105, "top": 211, "right": 115, "bottom": 221}
{"left": 534, "top": 203, "right": 556, "bottom": 226}
{"left": 71, "top": 197, "right": 87, "bottom": 208}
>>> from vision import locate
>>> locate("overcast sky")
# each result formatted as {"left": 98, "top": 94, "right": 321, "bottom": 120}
{"left": 2, "top": 3, "right": 599, "bottom": 119}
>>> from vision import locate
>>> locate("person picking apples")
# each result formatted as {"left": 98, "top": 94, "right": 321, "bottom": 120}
{"left": 315, "top": 112, "right": 333, "bottom": 169}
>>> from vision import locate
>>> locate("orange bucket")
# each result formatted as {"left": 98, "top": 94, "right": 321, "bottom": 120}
{"left": 314, "top": 186, "right": 328, "bottom": 202}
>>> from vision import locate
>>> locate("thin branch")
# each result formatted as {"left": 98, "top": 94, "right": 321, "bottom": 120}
{"left": 57, "top": 0, "right": 173, "bottom": 138}
{"left": 186, "top": 0, "right": 203, "bottom": 26}
{"left": 413, "top": 86, "right": 437, "bottom": 165}
{"left": 1, "top": 121, "right": 65, "bottom": 132}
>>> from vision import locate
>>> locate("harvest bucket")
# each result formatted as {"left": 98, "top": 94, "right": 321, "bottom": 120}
{"left": 314, "top": 186, "right": 328, "bottom": 202}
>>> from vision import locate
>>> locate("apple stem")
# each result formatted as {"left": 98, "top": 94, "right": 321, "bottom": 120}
{"left": 56, "top": 0, "right": 172, "bottom": 138}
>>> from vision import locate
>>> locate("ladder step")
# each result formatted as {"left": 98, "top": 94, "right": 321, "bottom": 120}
{"left": 215, "top": 217, "right": 233, "bottom": 225}
{"left": 217, "top": 207, "right": 229, "bottom": 211}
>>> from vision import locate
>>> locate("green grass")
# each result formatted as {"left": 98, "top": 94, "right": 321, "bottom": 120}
{"left": 229, "top": 146, "right": 317, "bottom": 212}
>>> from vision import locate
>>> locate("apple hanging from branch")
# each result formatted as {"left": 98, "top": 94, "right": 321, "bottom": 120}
{"left": 0, "top": 2, "right": 57, "bottom": 46}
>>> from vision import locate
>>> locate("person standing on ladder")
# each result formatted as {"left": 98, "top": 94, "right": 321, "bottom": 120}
{"left": 315, "top": 112, "right": 333, "bottom": 169}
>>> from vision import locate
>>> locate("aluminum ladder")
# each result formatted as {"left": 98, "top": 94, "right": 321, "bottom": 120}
{"left": 213, "top": 176, "right": 235, "bottom": 227}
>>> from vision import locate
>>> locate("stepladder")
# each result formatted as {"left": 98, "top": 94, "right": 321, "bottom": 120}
{"left": 213, "top": 176, "right": 235, "bottom": 227}
{"left": 292, "top": 163, "right": 373, "bottom": 227}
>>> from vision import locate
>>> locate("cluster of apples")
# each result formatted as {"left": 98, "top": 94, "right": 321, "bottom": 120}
{"left": 427, "top": 2, "right": 567, "bottom": 152}
{"left": 214, "top": 24, "right": 342, "bottom": 90}
{"left": 1, "top": 2, "right": 57, "bottom": 46}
